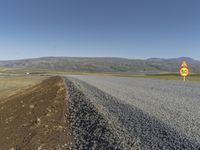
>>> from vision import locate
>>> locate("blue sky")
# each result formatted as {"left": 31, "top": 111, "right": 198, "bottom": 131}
{"left": 0, "top": 0, "right": 200, "bottom": 60}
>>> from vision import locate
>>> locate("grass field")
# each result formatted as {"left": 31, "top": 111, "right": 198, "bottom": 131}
{"left": 0, "top": 74, "right": 46, "bottom": 99}
{"left": 141, "top": 73, "right": 200, "bottom": 82}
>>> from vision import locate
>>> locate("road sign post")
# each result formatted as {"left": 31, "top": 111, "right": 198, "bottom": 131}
{"left": 179, "top": 61, "right": 189, "bottom": 81}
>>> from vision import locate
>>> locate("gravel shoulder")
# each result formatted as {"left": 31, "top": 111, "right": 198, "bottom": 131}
{"left": 65, "top": 78, "right": 139, "bottom": 150}
{"left": 67, "top": 75, "right": 200, "bottom": 150}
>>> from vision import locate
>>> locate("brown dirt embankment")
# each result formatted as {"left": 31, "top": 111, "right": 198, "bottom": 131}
{"left": 0, "top": 76, "right": 72, "bottom": 150}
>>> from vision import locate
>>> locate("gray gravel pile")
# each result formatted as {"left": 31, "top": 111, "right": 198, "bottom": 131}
{"left": 64, "top": 78, "right": 137, "bottom": 150}
{"left": 68, "top": 77, "right": 200, "bottom": 150}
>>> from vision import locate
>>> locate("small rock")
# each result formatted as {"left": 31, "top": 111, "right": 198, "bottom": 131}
{"left": 29, "top": 104, "right": 34, "bottom": 109}
{"left": 38, "top": 145, "right": 42, "bottom": 150}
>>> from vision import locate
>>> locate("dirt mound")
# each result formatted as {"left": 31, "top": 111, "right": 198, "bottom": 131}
{"left": 0, "top": 76, "right": 72, "bottom": 150}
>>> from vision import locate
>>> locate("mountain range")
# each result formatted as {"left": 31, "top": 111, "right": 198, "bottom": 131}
{"left": 0, "top": 57, "right": 200, "bottom": 73}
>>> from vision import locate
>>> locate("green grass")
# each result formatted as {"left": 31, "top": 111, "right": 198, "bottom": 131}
{"left": 140, "top": 73, "right": 200, "bottom": 82}
{"left": 102, "top": 73, "right": 200, "bottom": 82}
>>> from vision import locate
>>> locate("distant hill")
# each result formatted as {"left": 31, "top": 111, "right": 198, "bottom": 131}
{"left": 0, "top": 57, "right": 200, "bottom": 73}
{"left": 147, "top": 57, "right": 200, "bottom": 64}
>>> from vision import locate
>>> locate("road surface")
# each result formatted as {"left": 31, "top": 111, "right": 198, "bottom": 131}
{"left": 66, "top": 75, "right": 200, "bottom": 149}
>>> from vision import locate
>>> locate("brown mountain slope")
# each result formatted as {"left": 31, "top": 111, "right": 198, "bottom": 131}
{"left": 0, "top": 76, "right": 72, "bottom": 150}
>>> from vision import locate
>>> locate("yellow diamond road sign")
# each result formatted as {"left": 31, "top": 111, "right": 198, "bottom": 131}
{"left": 180, "top": 61, "right": 188, "bottom": 68}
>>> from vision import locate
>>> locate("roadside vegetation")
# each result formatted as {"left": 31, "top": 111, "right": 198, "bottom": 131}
{"left": 141, "top": 73, "right": 200, "bottom": 82}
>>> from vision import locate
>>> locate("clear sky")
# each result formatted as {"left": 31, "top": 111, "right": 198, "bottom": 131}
{"left": 0, "top": 0, "right": 200, "bottom": 60}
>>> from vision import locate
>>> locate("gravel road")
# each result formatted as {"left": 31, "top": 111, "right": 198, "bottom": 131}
{"left": 66, "top": 75, "right": 200, "bottom": 149}
{"left": 65, "top": 78, "right": 138, "bottom": 150}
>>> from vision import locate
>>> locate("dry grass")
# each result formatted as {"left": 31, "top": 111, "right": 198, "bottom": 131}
{"left": 0, "top": 75, "right": 46, "bottom": 99}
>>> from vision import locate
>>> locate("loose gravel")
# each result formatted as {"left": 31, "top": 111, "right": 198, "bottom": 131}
{"left": 64, "top": 78, "right": 139, "bottom": 150}
{"left": 66, "top": 75, "right": 200, "bottom": 150}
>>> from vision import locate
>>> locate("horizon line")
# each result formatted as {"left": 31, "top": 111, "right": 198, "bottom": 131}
{"left": 0, "top": 56, "right": 199, "bottom": 61}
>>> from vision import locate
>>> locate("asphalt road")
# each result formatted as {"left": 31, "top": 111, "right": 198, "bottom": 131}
{"left": 67, "top": 75, "right": 200, "bottom": 149}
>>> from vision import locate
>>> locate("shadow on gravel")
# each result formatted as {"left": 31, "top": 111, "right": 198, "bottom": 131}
{"left": 67, "top": 78, "right": 200, "bottom": 150}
